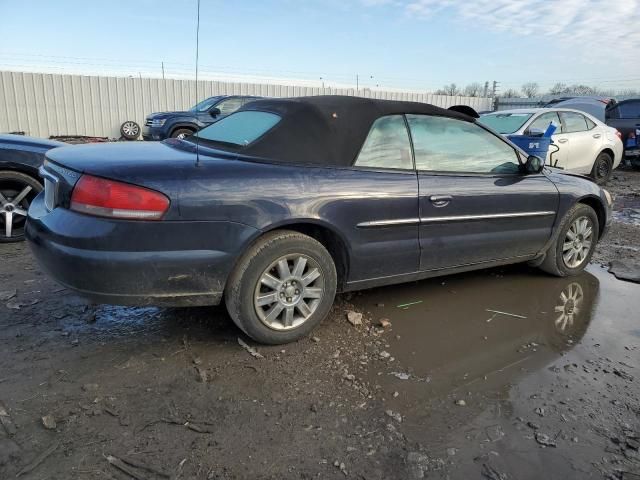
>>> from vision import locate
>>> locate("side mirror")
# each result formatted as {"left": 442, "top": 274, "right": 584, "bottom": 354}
{"left": 526, "top": 127, "right": 545, "bottom": 137}
{"left": 209, "top": 107, "right": 221, "bottom": 117}
{"left": 525, "top": 155, "right": 544, "bottom": 174}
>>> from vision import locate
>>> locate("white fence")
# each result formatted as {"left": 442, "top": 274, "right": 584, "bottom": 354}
{"left": 0, "top": 71, "right": 494, "bottom": 139}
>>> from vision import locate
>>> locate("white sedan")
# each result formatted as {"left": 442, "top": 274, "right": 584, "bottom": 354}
{"left": 479, "top": 108, "right": 623, "bottom": 184}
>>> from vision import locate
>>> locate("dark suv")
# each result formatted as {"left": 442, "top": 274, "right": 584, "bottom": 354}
{"left": 142, "top": 95, "right": 260, "bottom": 141}
{"left": 605, "top": 99, "right": 640, "bottom": 168}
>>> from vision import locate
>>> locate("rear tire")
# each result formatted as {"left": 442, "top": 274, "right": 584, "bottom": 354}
{"left": 0, "top": 171, "right": 43, "bottom": 243}
{"left": 170, "top": 128, "right": 194, "bottom": 140}
{"left": 224, "top": 230, "right": 337, "bottom": 345}
{"left": 539, "top": 203, "right": 599, "bottom": 277}
{"left": 591, "top": 152, "right": 612, "bottom": 185}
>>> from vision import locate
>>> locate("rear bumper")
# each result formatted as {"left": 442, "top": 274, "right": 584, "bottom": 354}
{"left": 625, "top": 148, "right": 640, "bottom": 158}
{"left": 26, "top": 193, "right": 259, "bottom": 307}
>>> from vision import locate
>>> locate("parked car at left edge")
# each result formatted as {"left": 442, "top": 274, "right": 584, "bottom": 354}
{"left": 142, "top": 95, "right": 260, "bottom": 141}
{"left": 0, "top": 134, "right": 65, "bottom": 242}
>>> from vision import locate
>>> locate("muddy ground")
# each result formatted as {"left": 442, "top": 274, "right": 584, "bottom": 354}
{"left": 0, "top": 169, "right": 639, "bottom": 480}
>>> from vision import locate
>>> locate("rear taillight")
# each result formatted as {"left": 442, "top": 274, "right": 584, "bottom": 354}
{"left": 70, "top": 174, "right": 169, "bottom": 220}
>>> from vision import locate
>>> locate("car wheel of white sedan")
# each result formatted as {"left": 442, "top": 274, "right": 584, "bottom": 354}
{"left": 540, "top": 203, "right": 599, "bottom": 277}
{"left": 591, "top": 152, "right": 613, "bottom": 185}
{"left": 225, "top": 230, "right": 337, "bottom": 344}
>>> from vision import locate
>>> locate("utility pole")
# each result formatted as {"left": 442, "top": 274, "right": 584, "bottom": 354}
{"left": 356, "top": 74, "right": 359, "bottom": 92}
{"left": 492, "top": 80, "right": 500, "bottom": 111}
{"left": 491, "top": 80, "right": 499, "bottom": 98}
{"left": 483, "top": 81, "right": 489, "bottom": 97}
{"left": 162, "top": 62, "right": 165, "bottom": 80}
{"left": 320, "top": 76, "right": 324, "bottom": 89}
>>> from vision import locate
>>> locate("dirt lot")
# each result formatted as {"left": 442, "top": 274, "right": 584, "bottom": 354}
{"left": 0, "top": 169, "right": 639, "bottom": 479}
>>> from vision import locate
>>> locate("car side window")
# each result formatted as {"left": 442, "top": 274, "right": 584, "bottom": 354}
{"left": 407, "top": 114, "right": 520, "bottom": 174}
{"left": 354, "top": 115, "right": 413, "bottom": 170}
{"left": 618, "top": 101, "right": 640, "bottom": 119}
{"left": 559, "top": 112, "right": 588, "bottom": 133}
{"left": 215, "top": 98, "right": 244, "bottom": 115}
{"left": 527, "top": 112, "right": 561, "bottom": 134}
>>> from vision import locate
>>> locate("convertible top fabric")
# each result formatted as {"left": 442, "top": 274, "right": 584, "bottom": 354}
{"left": 195, "top": 95, "right": 474, "bottom": 167}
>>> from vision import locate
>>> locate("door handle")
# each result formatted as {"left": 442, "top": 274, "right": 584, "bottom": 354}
{"left": 557, "top": 138, "right": 568, "bottom": 144}
{"left": 592, "top": 133, "right": 601, "bottom": 139}
{"left": 429, "top": 195, "right": 452, "bottom": 207}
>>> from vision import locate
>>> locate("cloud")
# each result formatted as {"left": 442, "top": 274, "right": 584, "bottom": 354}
{"left": 367, "top": 0, "right": 640, "bottom": 61}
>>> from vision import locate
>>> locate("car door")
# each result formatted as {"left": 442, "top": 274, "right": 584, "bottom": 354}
{"left": 524, "top": 112, "right": 566, "bottom": 167}
{"left": 202, "top": 97, "right": 244, "bottom": 127}
{"left": 406, "top": 114, "right": 558, "bottom": 271}
{"left": 344, "top": 114, "right": 420, "bottom": 282}
{"left": 557, "top": 111, "right": 601, "bottom": 174}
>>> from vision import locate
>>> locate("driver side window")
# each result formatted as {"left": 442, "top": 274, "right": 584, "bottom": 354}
{"left": 407, "top": 114, "right": 520, "bottom": 174}
{"left": 215, "top": 98, "right": 244, "bottom": 115}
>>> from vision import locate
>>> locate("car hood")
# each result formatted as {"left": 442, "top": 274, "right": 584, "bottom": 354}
{"left": 0, "top": 134, "right": 66, "bottom": 151}
{"left": 545, "top": 166, "right": 594, "bottom": 182}
{"left": 146, "top": 111, "right": 192, "bottom": 120}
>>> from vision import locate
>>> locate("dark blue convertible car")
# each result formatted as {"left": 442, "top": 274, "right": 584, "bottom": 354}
{"left": 26, "top": 96, "right": 612, "bottom": 344}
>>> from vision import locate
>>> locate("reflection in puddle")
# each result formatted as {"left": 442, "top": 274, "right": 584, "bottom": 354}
{"left": 353, "top": 267, "right": 599, "bottom": 399}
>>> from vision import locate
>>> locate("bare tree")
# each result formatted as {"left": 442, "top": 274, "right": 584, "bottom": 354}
{"left": 568, "top": 84, "right": 596, "bottom": 96}
{"left": 501, "top": 88, "right": 520, "bottom": 98}
{"left": 441, "top": 83, "right": 460, "bottom": 96}
{"left": 548, "top": 83, "right": 568, "bottom": 95}
{"left": 463, "top": 82, "right": 483, "bottom": 97}
{"left": 521, "top": 82, "right": 539, "bottom": 98}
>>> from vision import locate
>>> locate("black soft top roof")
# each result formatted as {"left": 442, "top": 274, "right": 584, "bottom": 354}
{"left": 197, "top": 95, "right": 475, "bottom": 167}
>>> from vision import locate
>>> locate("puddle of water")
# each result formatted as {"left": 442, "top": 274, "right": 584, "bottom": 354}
{"left": 354, "top": 266, "right": 601, "bottom": 398}
{"left": 613, "top": 194, "right": 640, "bottom": 226}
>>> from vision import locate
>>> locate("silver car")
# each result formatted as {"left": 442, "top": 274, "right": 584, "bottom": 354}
{"left": 480, "top": 108, "right": 623, "bottom": 184}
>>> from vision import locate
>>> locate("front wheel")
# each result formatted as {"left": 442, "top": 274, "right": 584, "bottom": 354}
{"left": 539, "top": 203, "right": 599, "bottom": 277}
{"left": 591, "top": 152, "right": 612, "bottom": 185}
{"left": 225, "top": 230, "right": 337, "bottom": 345}
{"left": 170, "top": 128, "right": 194, "bottom": 140}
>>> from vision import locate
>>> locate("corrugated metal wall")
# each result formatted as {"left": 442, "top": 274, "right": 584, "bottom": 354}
{"left": 0, "top": 71, "right": 494, "bottom": 139}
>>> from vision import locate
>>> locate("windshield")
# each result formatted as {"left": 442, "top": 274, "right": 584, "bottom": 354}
{"left": 189, "top": 97, "right": 222, "bottom": 113}
{"left": 478, "top": 113, "right": 533, "bottom": 134}
{"left": 193, "top": 110, "right": 281, "bottom": 147}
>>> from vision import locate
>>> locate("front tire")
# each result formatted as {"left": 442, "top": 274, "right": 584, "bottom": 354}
{"left": 225, "top": 230, "right": 337, "bottom": 345}
{"left": 591, "top": 152, "right": 612, "bottom": 185}
{"left": 539, "top": 204, "right": 599, "bottom": 277}
{"left": 170, "top": 128, "right": 194, "bottom": 140}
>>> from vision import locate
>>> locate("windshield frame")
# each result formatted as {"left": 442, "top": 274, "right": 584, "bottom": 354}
{"left": 478, "top": 112, "right": 534, "bottom": 135}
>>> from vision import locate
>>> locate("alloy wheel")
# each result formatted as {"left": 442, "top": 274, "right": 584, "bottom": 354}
{"left": 121, "top": 121, "right": 140, "bottom": 139}
{"left": 0, "top": 181, "right": 37, "bottom": 240}
{"left": 554, "top": 282, "right": 583, "bottom": 332}
{"left": 562, "top": 216, "right": 594, "bottom": 269}
{"left": 253, "top": 254, "right": 324, "bottom": 331}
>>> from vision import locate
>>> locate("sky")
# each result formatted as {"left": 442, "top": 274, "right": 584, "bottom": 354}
{"left": 0, "top": 0, "right": 639, "bottom": 94}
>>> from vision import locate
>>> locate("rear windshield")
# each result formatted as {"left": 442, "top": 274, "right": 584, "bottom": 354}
{"left": 194, "top": 111, "right": 281, "bottom": 147}
{"left": 478, "top": 113, "right": 533, "bottom": 134}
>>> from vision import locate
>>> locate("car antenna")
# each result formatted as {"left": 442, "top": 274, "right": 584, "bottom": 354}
{"left": 194, "top": 0, "right": 201, "bottom": 167}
